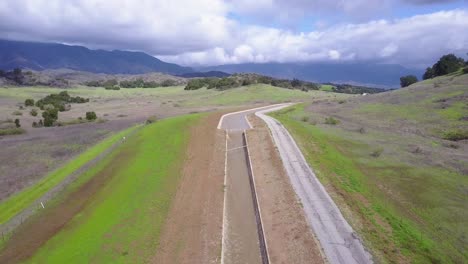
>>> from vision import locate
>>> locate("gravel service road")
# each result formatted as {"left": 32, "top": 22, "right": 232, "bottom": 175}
{"left": 255, "top": 106, "right": 373, "bottom": 264}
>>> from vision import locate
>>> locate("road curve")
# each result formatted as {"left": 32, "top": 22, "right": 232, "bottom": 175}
{"left": 255, "top": 106, "right": 373, "bottom": 264}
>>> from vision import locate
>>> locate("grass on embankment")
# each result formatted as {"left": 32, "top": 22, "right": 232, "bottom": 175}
{"left": 0, "top": 126, "right": 139, "bottom": 225}
{"left": 26, "top": 114, "right": 201, "bottom": 263}
{"left": 270, "top": 104, "right": 467, "bottom": 264}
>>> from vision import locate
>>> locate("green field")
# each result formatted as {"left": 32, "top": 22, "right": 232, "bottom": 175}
{"left": 24, "top": 113, "right": 201, "bottom": 262}
{"left": 0, "top": 84, "right": 345, "bottom": 108}
{"left": 320, "top": 84, "right": 335, "bottom": 92}
{"left": 270, "top": 104, "right": 467, "bottom": 264}
{"left": 0, "top": 126, "right": 139, "bottom": 225}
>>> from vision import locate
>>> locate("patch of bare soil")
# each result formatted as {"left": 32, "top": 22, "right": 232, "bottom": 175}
{"left": 151, "top": 112, "right": 225, "bottom": 264}
{"left": 246, "top": 115, "right": 326, "bottom": 264}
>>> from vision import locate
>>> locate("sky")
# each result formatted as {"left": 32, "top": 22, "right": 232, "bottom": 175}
{"left": 0, "top": 0, "right": 467, "bottom": 68}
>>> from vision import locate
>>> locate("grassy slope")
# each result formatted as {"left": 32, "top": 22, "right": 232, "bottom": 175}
{"left": 270, "top": 74, "right": 467, "bottom": 264}
{"left": 0, "top": 126, "right": 139, "bottom": 225}
{"left": 182, "top": 84, "right": 346, "bottom": 106}
{"left": 26, "top": 114, "right": 200, "bottom": 263}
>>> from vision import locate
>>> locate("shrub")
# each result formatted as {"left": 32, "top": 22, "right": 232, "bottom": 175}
{"left": 184, "top": 79, "right": 206, "bottom": 90}
{"left": 105, "top": 85, "right": 120, "bottom": 90}
{"left": 32, "top": 121, "right": 38, "bottom": 127}
{"left": 300, "top": 116, "right": 309, "bottom": 122}
{"left": 86, "top": 111, "right": 97, "bottom": 121}
{"left": 42, "top": 108, "right": 58, "bottom": 127}
{"left": 463, "top": 67, "right": 468, "bottom": 74}
{"left": 442, "top": 130, "right": 468, "bottom": 141}
{"left": 324, "top": 117, "right": 339, "bottom": 125}
{"left": 30, "top": 109, "right": 38, "bottom": 116}
{"left": 25, "top": 98, "right": 35, "bottom": 106}
{"left": 161, "top": 80, "right": 176, "bottom": 87}
{"left": 36, "top": 91, "right": 89, "bottom": 111}
{"left": 0, "top": 127, "right": 25, "bottom": 136}
{"left": 14, "top": 119, "right": 20, "bottom": 128}
{"left": 358, "top": 127, "right": 366, "bottom": 134}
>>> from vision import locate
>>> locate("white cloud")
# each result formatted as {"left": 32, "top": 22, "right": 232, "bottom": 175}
{"left": 0, "top": 1, "right": 467, "bottom": 68}
{"left": 162, "top": 10, "right": 468, "bottom": 67}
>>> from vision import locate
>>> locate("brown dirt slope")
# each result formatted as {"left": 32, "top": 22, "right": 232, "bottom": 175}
{"left": 152, "top": 112, "right": 225, "bottom": 264}
{"left": 246, "top": 115, "right": 326, "bottom": 264}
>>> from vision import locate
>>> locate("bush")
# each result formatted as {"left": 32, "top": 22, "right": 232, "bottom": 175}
{"left": 324, "top": 117, "right": 339, "bottom": 125}
{"left": 161, "top": 80, "right": 176, "bottom": 87}
{"left": 14, "top": 119, "right": 20, "bottom": 128}
{"left": 32, "top": 121, "right": 38, "bottom": 127}
{"left": 442, "top": 130, "right": 468, "bottom": 141}
{"left": 30, "top": 109, "right": 38, "bottom": 116}
{"left": 463, "top": 67, "right": 468, "bottom": 74}
{"left": 86, "top": 111, "right": 97, "bottom": 121}
{"left": 25, "top": 98, "right": 35, "bottom": 106}
{"left": 36, "top": 91, "right": 89, "bottom": 111}
{"left": 42, "top": 108, "right": 58, "bottom": 127}
{"left": 184, "top": 79, "right": 206, "bottom": 90}
{"left": 105, "top": 86, "right": 120, "bottom": 90}
{"left": 0, "top": 127, "right": 25, "bottom": 136}
{"left": 300, "top": 116, "right": 309, "bottom": 122}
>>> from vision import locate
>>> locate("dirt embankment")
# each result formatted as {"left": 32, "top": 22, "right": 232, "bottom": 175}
{"left": 151, "top": 112, "right": 225, "bottom": 263}
{"left": 0, "top": 136, "right": 137, "bottom": 263}
{"left": 246, "top": 115, "right": 326, "bottom": 264}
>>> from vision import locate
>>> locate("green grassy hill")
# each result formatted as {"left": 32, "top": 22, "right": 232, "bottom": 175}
{"left": 270, "top": 73, "right": 467, "bottom": 263}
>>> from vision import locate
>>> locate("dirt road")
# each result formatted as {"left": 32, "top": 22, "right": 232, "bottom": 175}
{"left": 255, "top": 106, "right": 373, "bottom": 264}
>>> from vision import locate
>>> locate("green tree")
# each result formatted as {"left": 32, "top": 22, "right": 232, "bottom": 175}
{"left": 422, "top": 67, "right": 434, "bottom": 80}
{"left": 432, "top": 54, "right": 465, "bottom": 77}
{"left": 400, "top": 75, "right": 418, "bottom": 88}
{"left": 14, "top": 119, "right": 20, "bottom": 128}
{"left": 42, "top": 108, "right": 58, "bottom": 127}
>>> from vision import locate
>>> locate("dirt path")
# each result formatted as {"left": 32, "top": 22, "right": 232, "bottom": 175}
{"left": 151, "top": 113, "right": 225, "bottom": 264}
{"left": 246, "top": 115, "right": 326, "bottom": 264}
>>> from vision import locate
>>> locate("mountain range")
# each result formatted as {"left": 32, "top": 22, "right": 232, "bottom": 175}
{"left": 0, "top": 39, "right": 423, "bottom": 87}
{"left": 0, "top": 39, "right": 192, "bottom": 75}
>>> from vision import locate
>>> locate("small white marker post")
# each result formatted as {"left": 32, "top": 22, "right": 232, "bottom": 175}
{"left": 41, "top": 202, "right": 45, "bottom": 209}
